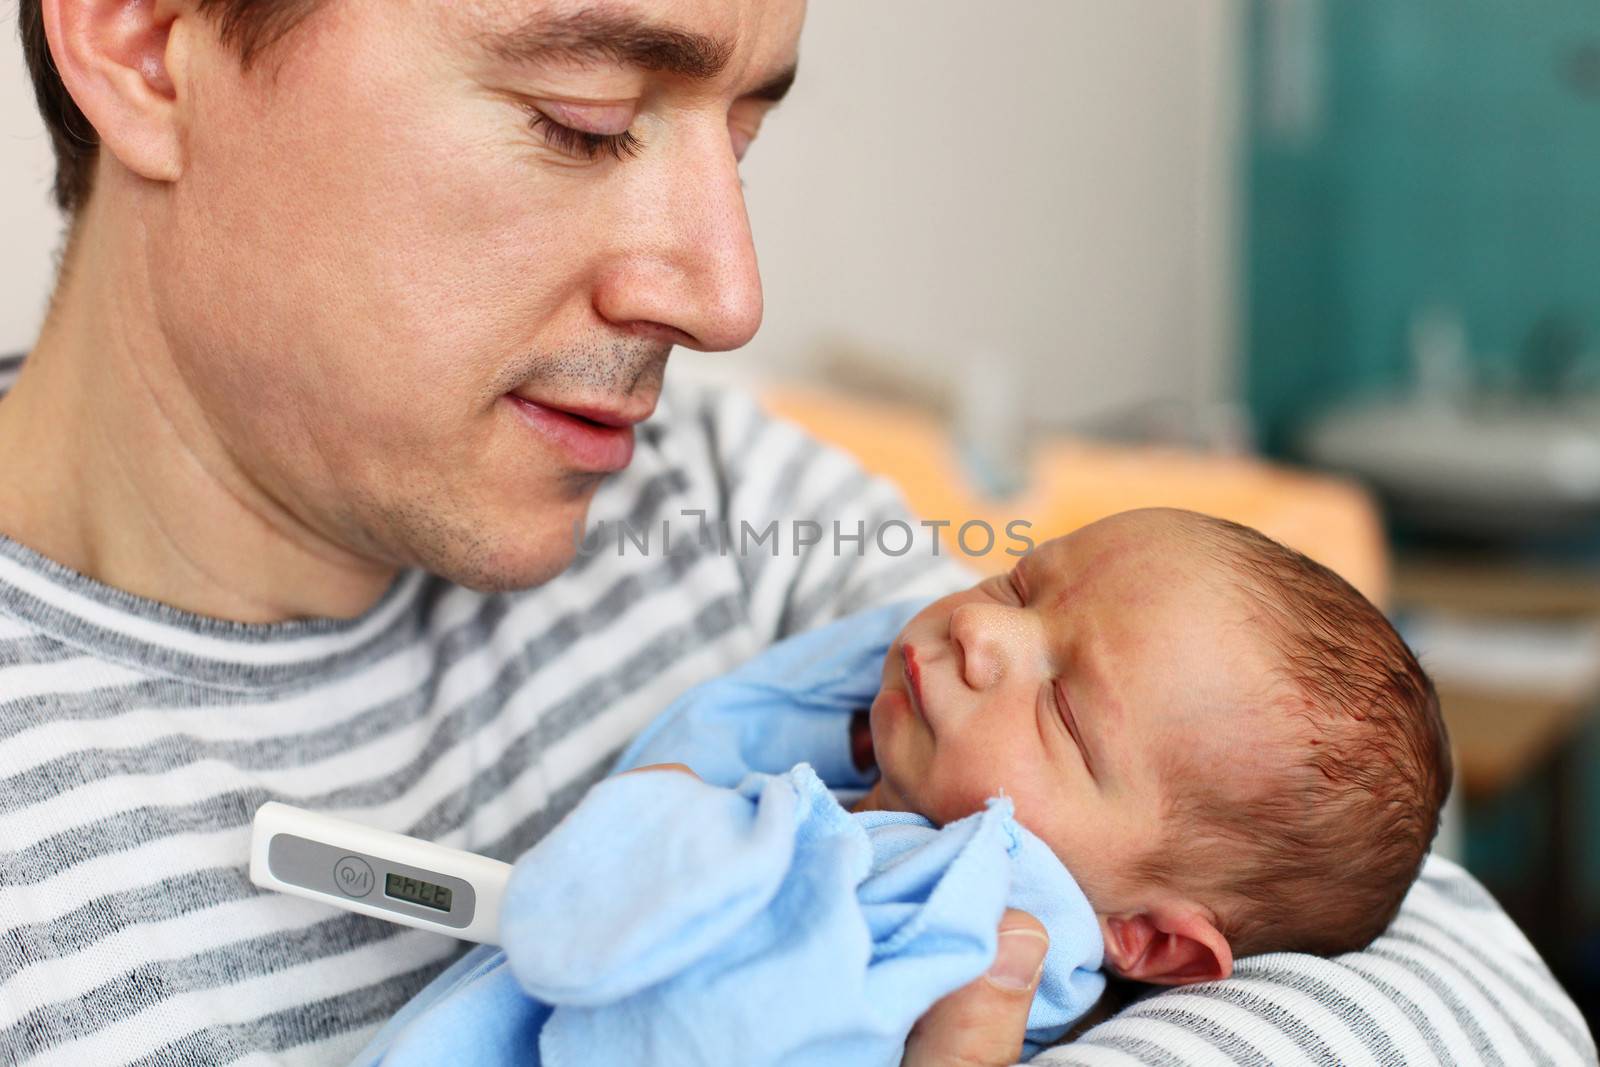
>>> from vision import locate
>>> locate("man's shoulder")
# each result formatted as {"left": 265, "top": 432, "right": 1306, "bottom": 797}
{"left": 591, "top": 373, "right": 837, "bottom": 534}
{"left": 624, "top": 373, "right": 911, "bottom": 518}
{"left": 630, "top": 375, "right": 774, "bottom": 474}
{"left": 1046, "top": 855, "right": 1597, "bottom": 1067}
{"left": 0, "top": 611, "right": 72, "bottom": 667}
{"left": 628, "top": 374, "right": 850, "bottom": 485}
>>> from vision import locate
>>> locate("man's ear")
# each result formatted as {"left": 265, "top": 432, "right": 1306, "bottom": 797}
{"left": 1099, "top": 908, "right": 1234, "bottom": 986}
{"left": 42, "top": 0, "right": 189, "bottom": 186}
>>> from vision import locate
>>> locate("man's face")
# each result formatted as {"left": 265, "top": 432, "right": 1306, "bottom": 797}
{"left": 145, "top": 0, "right": 802, "bottom": 590}
{"left": 867, "top": 511, "right": 1284, "bottom": 911}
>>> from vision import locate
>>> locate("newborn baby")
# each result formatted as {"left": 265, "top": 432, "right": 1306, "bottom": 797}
{"left": 856, "top": 506, "right": 1451, "bottom": 971}
{"left": 357, "top": 508, "right": 1450, "bottom": 1067}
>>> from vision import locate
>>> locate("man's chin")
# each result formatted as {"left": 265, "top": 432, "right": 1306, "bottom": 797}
{"left": 440, "top": 554, "right": 574, "bottom": 595}
{"left": 391, "top": 501, "right": 594, "bottom": 594}
{"left": 437, "top": 523, "right": 594, "bottom": 592}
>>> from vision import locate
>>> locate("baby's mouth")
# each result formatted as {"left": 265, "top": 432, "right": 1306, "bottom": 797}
{"left": 902, "top": 644, "right": 929, "bottom": 721}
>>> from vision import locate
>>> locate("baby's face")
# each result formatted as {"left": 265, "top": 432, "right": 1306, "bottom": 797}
{"left": 866, "top": 510, "right": 1281, "bottom": 913}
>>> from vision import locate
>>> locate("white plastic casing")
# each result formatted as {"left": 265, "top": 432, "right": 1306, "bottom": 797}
{"left": 249, "top": 801, "right": 512, "bottom": 945}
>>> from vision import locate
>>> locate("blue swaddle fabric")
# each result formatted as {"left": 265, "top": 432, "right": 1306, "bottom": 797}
{"left": 351, "top": 600, "right": 1105, "bottom": 1066}
{"left": 357, "top": 766, "right": 1101, "bottom": 1067}
{"left": 514, "top": 766, "right": 1103, "bottom": 1065}
{"left": 612, "top": 598, "right": 928, "bottom": 792}
{"left": 351, "top": 948, "right": 550, "bottom": 1065}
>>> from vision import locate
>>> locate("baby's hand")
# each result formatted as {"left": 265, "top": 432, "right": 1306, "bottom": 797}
{"left": 619, "top": 762, "right": 700, "bottom": 780}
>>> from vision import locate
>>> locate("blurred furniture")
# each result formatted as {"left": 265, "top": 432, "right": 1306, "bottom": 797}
{"left": 762, "top": 385, "right": 1390, "bottom": 605}
{"left": 1393, "top": 554, "right": 1600, "bottom": 955}
{"left": 1396, "top": 557, "right": 1600, "bottom": 797}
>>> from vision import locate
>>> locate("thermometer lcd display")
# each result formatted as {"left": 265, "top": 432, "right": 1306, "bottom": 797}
{"left": 385, "top": 872, "right": 453, "bottom": 912}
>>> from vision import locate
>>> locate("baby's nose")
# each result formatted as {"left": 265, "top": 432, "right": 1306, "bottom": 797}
{"left": 949, "top": 603, "right": 1022, "bottom": 690}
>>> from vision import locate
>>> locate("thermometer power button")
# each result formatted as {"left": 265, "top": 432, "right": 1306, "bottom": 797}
{"left": 333, "top": 856, "right": 375, "bottom": 898}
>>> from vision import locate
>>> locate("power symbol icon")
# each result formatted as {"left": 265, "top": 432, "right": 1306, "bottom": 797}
{"left": 333, "top": 856, "right": 375, "bottom": 898}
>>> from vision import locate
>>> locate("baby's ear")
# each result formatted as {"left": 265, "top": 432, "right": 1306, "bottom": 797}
{"left": 1099, "top": 908, "right": 1234, "bottom": 986}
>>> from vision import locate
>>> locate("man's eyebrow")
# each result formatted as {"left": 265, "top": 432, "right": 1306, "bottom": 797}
{"left": 482, "top": 7, "right": 796, "bottom": 101}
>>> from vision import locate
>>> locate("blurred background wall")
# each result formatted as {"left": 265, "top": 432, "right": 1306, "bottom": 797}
{"left": 719, "top": 1, "right": 1245, "bottom": 443}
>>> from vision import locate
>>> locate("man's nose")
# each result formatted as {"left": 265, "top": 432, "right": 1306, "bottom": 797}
{"left": 949, "top": 603, "right": 1030, "bottom": 691}
{"left": 592, "top": 122, "right": 764, "bottom": 352}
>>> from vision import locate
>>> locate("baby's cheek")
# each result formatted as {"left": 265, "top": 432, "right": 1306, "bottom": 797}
{"left": 920, "top": 756, "right": 1016, "bottom": 825}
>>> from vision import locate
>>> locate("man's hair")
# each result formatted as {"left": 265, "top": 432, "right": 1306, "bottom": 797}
{"left": 1140, "top": 511, "right": 1452, "bottom": 959}
{"left": 18, "top": 0, "right": 322, "bottom": 214}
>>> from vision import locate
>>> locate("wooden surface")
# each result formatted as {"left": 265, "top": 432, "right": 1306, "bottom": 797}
{"left": 1396, "top": 556, "right": 1600, "bottom": 799}
{"left": 1432, "top": 686, "right": 1594, "bottom": 798}
{"left": 1396, "top": 558, "right": 1600, "bottom": 619}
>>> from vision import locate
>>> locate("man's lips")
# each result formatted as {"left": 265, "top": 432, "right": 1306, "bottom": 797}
{"left": 541, "top": 400, "right": 651, "bottom": 428}
{"left": 509, "top": 390, "right": 656, "bottom": 428}
{"left": 504, "top": 393, "right": 651, "bottom": 472}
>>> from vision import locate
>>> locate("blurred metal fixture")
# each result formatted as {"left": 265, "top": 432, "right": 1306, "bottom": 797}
{"left": 1302, "top": 396, "right": 1600, "bottom": 535}
{"left": 1300, "top": 309, "right": 1600, "bottom": 536}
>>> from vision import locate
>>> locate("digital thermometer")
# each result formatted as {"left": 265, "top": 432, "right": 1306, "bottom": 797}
{"left": 250, "top": 802, "right": 511, "bottom": 944}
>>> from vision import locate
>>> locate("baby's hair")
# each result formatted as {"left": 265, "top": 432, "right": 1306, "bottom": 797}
{"left": 1137, "top": 510, "right": 1451, "bottom": 959}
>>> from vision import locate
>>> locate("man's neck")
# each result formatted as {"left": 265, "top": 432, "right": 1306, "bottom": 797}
{"left": 0, "top": 199, "right": 397, "bottom": 624}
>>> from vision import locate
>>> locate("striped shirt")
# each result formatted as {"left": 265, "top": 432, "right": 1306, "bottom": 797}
{"left": 0, "top": 351, "right": 1593, "bottom": 1066}
{"left": 0, "top": 357, "right": 969, "bottom": 1065}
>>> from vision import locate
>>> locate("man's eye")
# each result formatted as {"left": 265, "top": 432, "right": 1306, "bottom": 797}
{"left": 526, "top": 110, "right": 643, "bottom": 162}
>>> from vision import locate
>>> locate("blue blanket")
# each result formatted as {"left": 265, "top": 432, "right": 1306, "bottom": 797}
{"left": 353, "top": 602, "right": 1104, "bottom": 1066}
